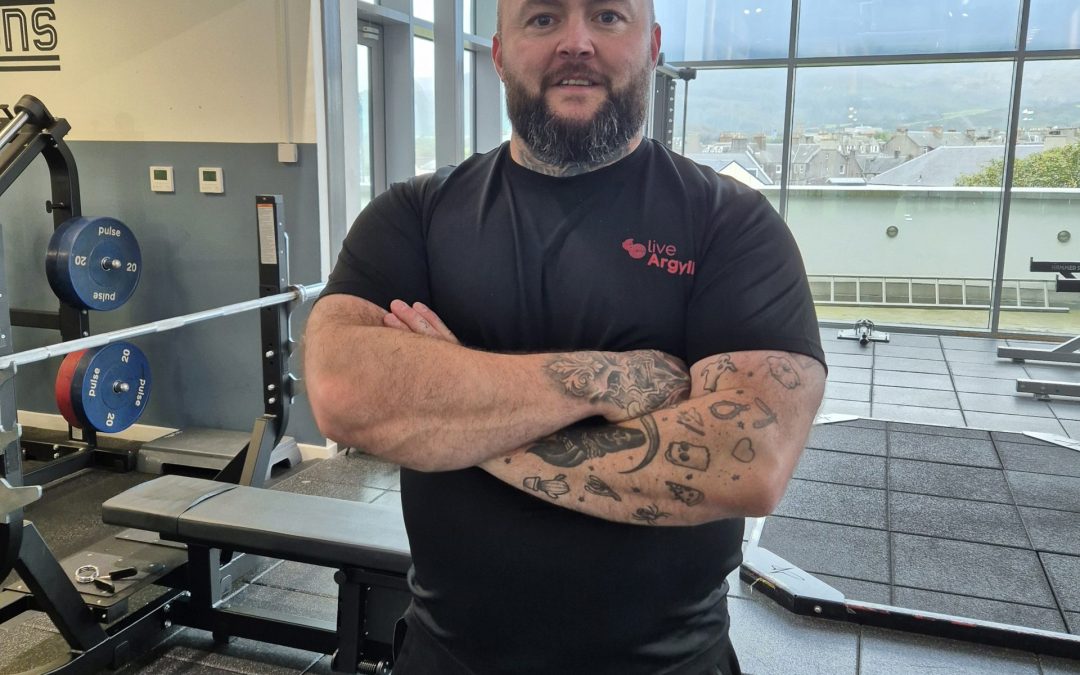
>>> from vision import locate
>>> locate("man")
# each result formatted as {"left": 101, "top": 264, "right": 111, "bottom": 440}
{"left": 304, "top": 0, "right": 826, "bottom": 672}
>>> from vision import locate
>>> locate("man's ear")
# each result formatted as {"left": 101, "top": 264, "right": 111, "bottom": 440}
{"left": 492, "top": 32, "right": 505, "bottom": 81}
{"left": 650, "top": 23, "right": 661, "bottom": 66}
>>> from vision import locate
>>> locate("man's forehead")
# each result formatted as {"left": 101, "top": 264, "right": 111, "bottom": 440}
{"left": 503, "top": 0, "right": 645, "bottom": 18}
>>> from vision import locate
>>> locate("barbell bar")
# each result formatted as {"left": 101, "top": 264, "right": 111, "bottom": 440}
{"left": 0, "top": 281, "right": 326, "bottom": 371}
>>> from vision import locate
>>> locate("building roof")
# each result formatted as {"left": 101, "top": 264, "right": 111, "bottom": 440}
{"left": 869, "top": 145, "right": 1044, "bottom": 187}
{"left": 903, "top": 130, "right": 971, "bottom": 150}
{"left": 687, "top": 151, "right": 774, "bottom": 185}
{"left": 857, "top": 155, "right": 908, "bottom": 175}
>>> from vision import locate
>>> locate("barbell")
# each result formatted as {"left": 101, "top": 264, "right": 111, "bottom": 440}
{"left": 3, "top": 281, "right": 325, "bottom": 432}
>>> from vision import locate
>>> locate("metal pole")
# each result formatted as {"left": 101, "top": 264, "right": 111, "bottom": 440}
{"left": 0, "top": 111, "right": 30, "bottom": 149}
{"left": 0, "top": 282, "right": 326, "bottom": 371}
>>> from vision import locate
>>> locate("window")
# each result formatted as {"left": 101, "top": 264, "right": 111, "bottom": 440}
{"left": 414, "top": 37, "right": 436, "bottom": 174}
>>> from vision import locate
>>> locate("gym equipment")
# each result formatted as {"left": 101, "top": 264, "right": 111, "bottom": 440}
{"left": 54, "top": 342, "right": 151, "bottom": 432}
{"left": 138, "top": 427, "right": 301, "bottom": 479}
{"left": 102, "top": 475, "right": 410, "bottom": 673}
{"left": 998, "top": 259, "right": 1080, "bottom": 399}
{"left": 45, "top": 216, "right": 141, "bottom": 311}
{"left": 837, "top": 318, "right": 890, "bottom": 345}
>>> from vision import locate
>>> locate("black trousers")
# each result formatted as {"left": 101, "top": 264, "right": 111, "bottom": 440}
{"left": 391, "top": 617, "right": 743, "bottom": 675}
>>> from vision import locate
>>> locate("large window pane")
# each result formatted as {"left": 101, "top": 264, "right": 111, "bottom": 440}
{"left": 464, "top": 49, "right": 475, "bottom": 157}
{"left": 678, "top": 68, "right": 787, "bottom": 207}
{"left": 789, "top": 63, "right": 1014, "bottom": 329}
{"left": 414, "top": 37, "right": 436, "bottom": 174}
{"left": 357, "top": 44, "right": 373, "bottom": 207}
{"left": 798, "top": 0, "right": 1021, "bottom": 57}
{"left": 998, "top": 59, "right": 1080, "bottom": 334}
{"left": 414, "top": 0, "right": 434, "bottom": 22}
{"left": 656, "top": 0, "right": 790, "bottom": 61}
{"left": 1027, "top": 0, "right": 1080, "bottom": 50}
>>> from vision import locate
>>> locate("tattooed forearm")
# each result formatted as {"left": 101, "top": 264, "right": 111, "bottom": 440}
{"left": 545, "top": 351, "right": 689, "bottom": 417}
{"left": 767, "top": 356, "right": 801, "bottom": 389}
{"left": 523, "top": 474, "right": 571, "bottom": 499}
{"left": 665, "top": 441, "right": 711, "bottom": 471}
{"left": 526, "top": 425, "right": 645, "bottom": 467}
{"left": 752, "top": 398, "right": 778, "bottom": 429}
{"left": 701, "top": 354, "right": 738, "bottom": 392}
{"left": 676, "top": 408, "right": 705, "bottom": 435}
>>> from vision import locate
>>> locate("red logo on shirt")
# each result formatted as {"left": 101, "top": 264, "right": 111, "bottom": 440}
{"left": 622, "top": 238, "right": 696, "bottom": 276}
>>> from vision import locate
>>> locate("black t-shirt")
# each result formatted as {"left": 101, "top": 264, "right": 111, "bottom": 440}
{"left": 322, "top": 140, "right": 825, "bottom": 674}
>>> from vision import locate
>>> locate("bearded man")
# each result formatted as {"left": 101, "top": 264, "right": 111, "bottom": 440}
{"left": 304, "top": 1, "right": 827, "bottom": 673}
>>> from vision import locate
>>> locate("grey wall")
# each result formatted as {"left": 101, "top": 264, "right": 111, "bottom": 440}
{"left": 0, "top": 141, "right": 324, "bottom": 443}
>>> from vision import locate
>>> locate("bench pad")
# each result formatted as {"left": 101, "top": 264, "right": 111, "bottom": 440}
{"left": 102, "top": 475, "right": 411, "bottom": 574}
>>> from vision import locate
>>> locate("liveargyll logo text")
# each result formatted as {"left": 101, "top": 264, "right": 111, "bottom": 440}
{"left": 1, "top": 0, "right": 60, "bottom": 73}
{"left": 622, "top": 238, "right": 696, "bottom": 276}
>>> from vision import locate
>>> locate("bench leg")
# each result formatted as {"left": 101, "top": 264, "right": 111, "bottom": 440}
{"left": 332, "top": 568, "right": 367, "bottom": 673}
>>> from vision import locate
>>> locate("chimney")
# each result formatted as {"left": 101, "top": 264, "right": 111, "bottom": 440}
{"left": 753, "top": 133, "right": 767, "bottom": 152}
{"left": 731, "top": 135, "right": 748, "bottom": 151}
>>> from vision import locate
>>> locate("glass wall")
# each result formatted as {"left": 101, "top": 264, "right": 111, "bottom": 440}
{"left": 656, "top": 0, "right": 1080, "bottom": 337}
{"left": 413, "top": 36, "right": 436, "bottom": 174}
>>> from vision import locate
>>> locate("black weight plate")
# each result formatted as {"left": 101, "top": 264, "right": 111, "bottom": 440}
{"left": 45, "top": 217, "right": 141, "bottom": 311}
{"left": 70, "top": 342, "right": 151, "bottom": 433}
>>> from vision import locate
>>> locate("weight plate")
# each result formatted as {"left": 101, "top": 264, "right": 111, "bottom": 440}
{"left": 45, "top": 217, "right": 141, "bottom": 311}
{"left": 55, "top": 349, "right": 88, "bottom": 428}
{"left": 69, "top": 342, "right": 151, "bottom": 433}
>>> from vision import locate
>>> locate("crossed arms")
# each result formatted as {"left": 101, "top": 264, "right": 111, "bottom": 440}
{"left": 304, "top": 294, "right": 825, "bottom": 526}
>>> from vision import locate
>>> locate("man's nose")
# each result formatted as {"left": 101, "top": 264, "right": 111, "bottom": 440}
{"left": 557, "top": 13, "right": 595, "bottom": 59}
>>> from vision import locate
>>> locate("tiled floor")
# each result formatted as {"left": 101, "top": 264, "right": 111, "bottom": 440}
{"left": 4, "top": 329, "right": 1080, "bottom": 674}
{"left": 819, "top": 328, "right": 1080, "bottom": 438}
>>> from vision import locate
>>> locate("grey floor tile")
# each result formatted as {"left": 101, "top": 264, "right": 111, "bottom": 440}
{"left": 1006, "top": 470, "right": 1080, "bottom": 512}
{"left": 888, "top": 492, "right": 1031, "bottom": 548}
{"left": 963, "top": 412, "right": 1066, "bottom": 435}
{"left": 825, "top": 353, "right": 874, "bottom": 369}
{"left": 812, "top": 572, "right": 891, "bottom": 604}
{"left": 824, "top": 339, "right": 878, "bottom": 355}
{"left": 874, "top": 345, "right": 945, "bottom": 360}
{"left": 228, "top": 583, "right": 339, "bottom": 625}
{"left": 949, "top": 361, "right": 1029, "bottom": 379}
{"left": 818, "top": 399, "right": 871, "bottom": 418}
{"left": 825, "top": 381, "right": 870, "bottom": 402}
{"left": 293, "top": 452, "right": 401, "bottom": 490}
{"left": 116, "top": 653, "right": 239, "bottom": 675}
{"left": 872, "top": 370, "right": 954, "bottom": 390}
{"left": 1059, "top": 419, "right": 1080, "bottom": 439}
{"left": 1049, "top": 400, "right": 1080, "bottom": 421}
{"left": 944, "top": 348, "right": 1010, "bottom": 364}
{"left": 758, "top": 517, "right": 889, "bottom": 583}
{"left": 825, "top": 365, "right": 873, "bottom": 384}
{"left": 371, "top": 488, "right": 403, "bottom": 513}
{"left": 886, "top": 422, "right": 989, "bottom": 440}
{"left": 844, "top": 418, "right": 888, "bottom": 430}
{"left": 1040, "top": 654, "right": 1080, "bottom": 674}
{"left": 882, "top": 334, "right": 943, "bottom": 349}
{"left": 872, "top": 385, "right": 959, "bottom": 409}
{"left": 1022, "top": 364, "right": 1080, "bottom": 381}
{"left": 858, "top": 626, "right": 1042, "bottom": 674}
{"left": 891, "top": 533, "right": 1056, "bottom": 607}
{"left": 147, "top": 628, "right": 324, "bottom": 675}
{"left": 997, "top": 441, "right": 1080, "bottom": 478}
{"left": 271, "top": 474, "right": 388, "bottom": 503}
{"left": 872, "top": 403, "right": 966, "bottom": 426}
{"left": 874, "top": 356, "right": 950, "bottom": 375}
{"left": 940, "top": 336, "right": 1006, "bottom": 352}
{"left": 252, "top": 560, "right": 338, "bottom": 598}
{"left": 0, "top": 619, "right": 69, "bottom": 674}
{"left": 1068, "top": 612, "right": 1080, "bottom": 635}
{"left": 888, "top": 431, "right": 1000, "bottom": 468}
{"left": 952, "top": 375, "right": 1022, "bottom": 395}
{"left": 958, "top": 392, "right": 1056, "bottom": 418}
{"left": 793, "top": 449, "right": 886, "bottom": 489}
{"left": 889, "top": 458, "right": 1012, "bottom": 504}
{"left": 773, "top": 479, "right": 886, "bottom": 529}
{"left": 992, "top": 431, "right": 1050, "bottom": 446}
{"left": 892, "top": 586, "right": 1067, "bottom": 633}
{"left": 806, "top": 424, "right": 887, "bottom": 456}
{"left": 727, "top": 594, "right": 859, "bottom": 675}
{"left": 1039, "top": 552, "right": 1080, "bottom": 612}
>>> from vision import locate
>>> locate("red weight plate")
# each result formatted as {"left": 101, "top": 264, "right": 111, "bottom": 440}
{"left": 55, "top": 349, "right": 88, "bottom": 429}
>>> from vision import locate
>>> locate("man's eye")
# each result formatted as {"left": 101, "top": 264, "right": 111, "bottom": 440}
{"left": 597, "top": 11, "right": 621, "bottom": 24}
{"left": 531, "top": 14, "right": 555, "bottom": 27}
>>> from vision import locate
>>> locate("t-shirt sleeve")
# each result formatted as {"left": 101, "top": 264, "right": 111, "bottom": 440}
{"left": 684, "top": 182, "right": 826, "bottom": 371}
{"left": 319, "top": 178, "right": 433, "bottom": 310}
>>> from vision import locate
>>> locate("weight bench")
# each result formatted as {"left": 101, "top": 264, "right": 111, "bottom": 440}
{"left": 102, "top": 474, "right": 411, "bottom": 674}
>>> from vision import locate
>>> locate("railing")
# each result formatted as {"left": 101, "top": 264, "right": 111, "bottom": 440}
{"left": 808, "top": 275, "right": 1068, "bottom": 312}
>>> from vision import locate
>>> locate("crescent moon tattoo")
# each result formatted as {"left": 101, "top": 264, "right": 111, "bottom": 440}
{"left": 620, "top": 414, "right": 660, "bottom": 474}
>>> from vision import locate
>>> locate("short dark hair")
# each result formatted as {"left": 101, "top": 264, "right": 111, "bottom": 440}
{"left": 496, "top": 1, "right": 656, "bottom": 36}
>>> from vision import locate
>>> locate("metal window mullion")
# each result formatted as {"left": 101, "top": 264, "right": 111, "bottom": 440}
{"left": 361, "top": 23, "right": 388, "bottom": 197}
{"left": 989, "top": 0, "right": 1033, "bottom": 334}
{"left": 434, "top": 0, "right": 465, "bottom": 167}
{"left": 778, "top": 0, "right": 800, "bottom": 220}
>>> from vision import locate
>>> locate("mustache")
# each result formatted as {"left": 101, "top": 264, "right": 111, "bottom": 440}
{"left": 543, "top": 68, "right": 609, "bottom": 88}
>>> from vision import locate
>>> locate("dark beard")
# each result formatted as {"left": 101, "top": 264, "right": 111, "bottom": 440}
{"left": 504, "top": 62, "right": 652, "bottom": 168}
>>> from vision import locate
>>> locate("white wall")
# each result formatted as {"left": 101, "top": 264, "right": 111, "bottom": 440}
{"left": 3, "top": 0, "right": 318, "bottom": 143}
